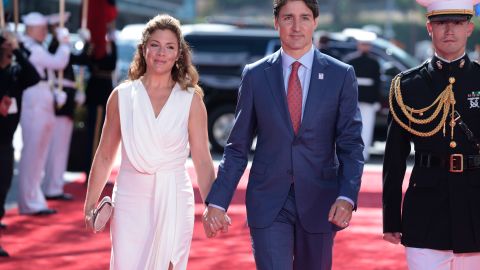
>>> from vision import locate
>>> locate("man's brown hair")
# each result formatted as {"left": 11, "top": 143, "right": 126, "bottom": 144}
{"left": 273, "top": 0, "right": 319, "bottom": 18}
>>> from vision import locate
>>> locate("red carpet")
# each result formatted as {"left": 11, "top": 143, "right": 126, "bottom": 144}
{"left": 0, "top": 167, "right": 409, "bottom": 270}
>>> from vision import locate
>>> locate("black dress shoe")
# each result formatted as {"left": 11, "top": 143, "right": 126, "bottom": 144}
{"left": 31, "top": 209, "right": 57, "bottom": 216}
{"left": 0, "top": 246, "right": 9, "bottom": 257}
{"left": 45, "top": 193, "right": 74, "bottom": 201}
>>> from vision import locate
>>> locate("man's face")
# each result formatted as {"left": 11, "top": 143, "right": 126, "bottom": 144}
{"left": 27, "top": 24, "right": 48, "bottom": 43}
{"left": 357, "top": 42, "right": 371, "bottom": 53}
{"left": 0, "top": 40, "right": 13, "bottom": 67}
{"left": 427, "top": 19, "right": 474, "bottom": 60}
{"left": 274, "top": 0, "right": 318, "bottom": 58}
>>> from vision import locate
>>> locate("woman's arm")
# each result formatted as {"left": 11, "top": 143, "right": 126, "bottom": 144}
{"left": 188, "top": 93, "right": 215, "bottom": 203}
{"left": 83, "top": 88, "right": 121, "bottom": 228}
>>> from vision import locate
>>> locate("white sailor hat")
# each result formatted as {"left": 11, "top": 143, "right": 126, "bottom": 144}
{"left": 21, "top": 12, "right": 48, "bottom": 26}
{"left": 417, "top": 0, "right": 480, "bottom": 21}
{"left": 46, "top": 12, "right": 71, "bottom": 25}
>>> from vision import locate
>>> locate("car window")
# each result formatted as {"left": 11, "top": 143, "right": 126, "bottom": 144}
{"left": 373, "top": 38, "right": 420, "bottom": 68}
{"left": 185, "top": 35, "right": 278, "bottom": 77}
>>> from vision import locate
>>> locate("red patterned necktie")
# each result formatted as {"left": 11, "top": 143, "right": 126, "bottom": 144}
{"left": 287, "top": 61, "right": 302, "bottom": 134}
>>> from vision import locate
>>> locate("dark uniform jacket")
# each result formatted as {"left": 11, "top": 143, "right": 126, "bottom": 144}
{"left": 344, "top": 52, "right": 381, "bottom": 104}
{"left": 85, "top": 41, "right": 116, "bottom": 107}
{"left": 0, "top": 48, "right": 41, "bottom": 145}
{"left": 383, "top": 54, "right": 480, "bottom": 253}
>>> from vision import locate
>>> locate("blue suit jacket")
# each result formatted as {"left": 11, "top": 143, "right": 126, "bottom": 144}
{"left": 206, "top": 49, "right": 364, "bottom": 233}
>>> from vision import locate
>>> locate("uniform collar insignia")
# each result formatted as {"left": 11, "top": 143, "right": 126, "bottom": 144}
{"left": 436, "top": 60, "right": 443, "bottom": 70}
{"left": 433, "top": 54, "right": 468, "bottom": 70}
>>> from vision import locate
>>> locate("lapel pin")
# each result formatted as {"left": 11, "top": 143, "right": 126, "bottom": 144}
{"left": 318, "top": 73, "right": 324, "bottom": 80}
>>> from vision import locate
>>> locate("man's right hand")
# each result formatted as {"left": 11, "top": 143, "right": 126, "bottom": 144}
{"left": 383, "top": 232, "right": 402, "bottom": 244}
{"left": 202, "top": 206, "right": 231, "bottom": 238}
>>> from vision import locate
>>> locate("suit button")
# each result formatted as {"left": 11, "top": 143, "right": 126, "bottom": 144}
{"left": 287, "top": 169, "right": 293, "bottom": 176}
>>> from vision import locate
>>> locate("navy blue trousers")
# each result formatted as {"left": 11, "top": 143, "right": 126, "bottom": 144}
{"left": 249, "top": 185, "right": 336, "bottom": 270}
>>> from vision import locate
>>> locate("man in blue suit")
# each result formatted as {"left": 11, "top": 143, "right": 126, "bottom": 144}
{"left": 203, "top": 0, "right": 364, "bottom": 269}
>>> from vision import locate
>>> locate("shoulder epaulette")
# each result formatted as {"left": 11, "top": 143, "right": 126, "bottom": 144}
{"left": 399, "top": 59, "right": 430, "bottom": 78}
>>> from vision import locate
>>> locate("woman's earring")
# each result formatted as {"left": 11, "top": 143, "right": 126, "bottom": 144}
{"left": 175, "top": 61, "right": 180, "bottom": 69}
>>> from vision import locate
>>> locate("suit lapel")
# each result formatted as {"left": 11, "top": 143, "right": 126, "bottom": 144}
{"left": 264, "top": 51, "right": 293, "bottom": 133}
{"left": 298, "top": 50, "right": 329, "bottom": 135}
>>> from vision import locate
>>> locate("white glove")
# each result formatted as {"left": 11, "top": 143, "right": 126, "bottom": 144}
{"left": 77, "top": 28, "right": 91, "bottom": 42}
{"left": 55, "top": 27, "right": 70, "bottom": 44}
{"left": 74, "top": 90, "right": 86, "bottom": 106}
{"left": 54, "top": 89, "right": 67, "bottom": 108}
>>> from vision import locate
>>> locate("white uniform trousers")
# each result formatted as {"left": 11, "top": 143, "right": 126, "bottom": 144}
{"left": 18, "top": 85, "right": 55, "bottom": 214}
{"left": 43, "top": 116, "right": 74, "bottom": 197}
{"left": 358, "top": 102, "right": 377, "bottom": 161}
{"left": 406, "top": 247, "right": 480, "bottom": 270}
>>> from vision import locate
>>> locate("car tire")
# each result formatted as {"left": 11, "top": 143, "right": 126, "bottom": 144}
{"left": 208, "top": 104, "right": 236, "bottom": 153}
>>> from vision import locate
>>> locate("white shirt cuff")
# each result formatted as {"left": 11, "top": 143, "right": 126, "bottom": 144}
{"left": 208, "top": 203, "right": 226, "bottom": 212}
{"left": 337, "top": 196, "right": 355, "bottom": 207}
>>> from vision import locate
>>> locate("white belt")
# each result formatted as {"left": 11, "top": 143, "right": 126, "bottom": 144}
{"left": 357, "top": 77, "right": 375, "bottom": 87}
{"left": 54, "top": 79, "right": 76, "bottom": 88}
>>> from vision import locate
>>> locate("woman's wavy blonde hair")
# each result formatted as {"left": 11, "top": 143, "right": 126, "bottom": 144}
{"left": 128, "top": 14, "right": 203, "bottom": 96}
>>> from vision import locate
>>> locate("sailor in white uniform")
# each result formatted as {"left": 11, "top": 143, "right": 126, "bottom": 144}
{"left": 17, "top": 12, "right": 70, "bottom": 215}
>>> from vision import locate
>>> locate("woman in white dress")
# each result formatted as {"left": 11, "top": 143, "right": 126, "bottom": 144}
{"left": 83, "top": 14, "right": 216, "bottom": 270}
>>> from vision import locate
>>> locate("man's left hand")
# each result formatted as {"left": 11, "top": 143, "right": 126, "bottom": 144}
{"left": 328, "top": 199, "right": 353, "bottom": 228}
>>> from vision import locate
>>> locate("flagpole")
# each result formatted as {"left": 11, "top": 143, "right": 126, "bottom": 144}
{"left": 57, "top": 0, "right": 65, "bottom": 96}
{"left": 81, "top": 0, "right": 88, "bottom": 29}
{"left": 0, "top": 0, "right": 5, "bottom": 29}
{"left": 78, "top": 0, "right": 89, "bottom": 92}
{"left": 13, "top": 0, "right": 19, "bottom": 32}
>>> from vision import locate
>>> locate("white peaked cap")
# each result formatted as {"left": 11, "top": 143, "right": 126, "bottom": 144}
{"left": 416, "top": 0, "right": 480, "bottom": 17}
{"left": 47, "top": 12, "right": 71, "bottom": 25}
{"left": 22, "top": 12, "right": 48, "bottom": 26}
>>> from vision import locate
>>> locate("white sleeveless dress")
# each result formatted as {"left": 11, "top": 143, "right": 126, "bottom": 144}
{"left": 112, "top": 80, "right": 195, "bottom": 270}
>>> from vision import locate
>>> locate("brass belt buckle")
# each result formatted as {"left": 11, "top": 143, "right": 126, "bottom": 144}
{"left": 450, "top": 154, "right": 464, "bottom": 173}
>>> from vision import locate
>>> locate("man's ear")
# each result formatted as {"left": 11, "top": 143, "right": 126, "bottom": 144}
{"left": 467, "top": 21, "right": 474, "bottom": 37}
{"left": 274, "top": 17, "right": 279, "bottom": 30}
{"left": 426, "top": 21, "right": 432, "bottom": 37}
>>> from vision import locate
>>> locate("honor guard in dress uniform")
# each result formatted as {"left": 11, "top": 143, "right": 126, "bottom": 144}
{"left": 17, "top": 12, "right": 70, "bottom": 215}
{"left": 344, "top": 32, "right": 381, "bottom": 161}
{"left": 382, "top": 0, "right": 480, "bottom": 269}
{"left": 42, "top": 13, "right": 90, "bottom": 201}
{"left": 0, "top": 32, "right": 41, "bottom": 257}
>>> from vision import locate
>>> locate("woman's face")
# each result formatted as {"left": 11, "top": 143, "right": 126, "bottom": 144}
{"left": 143, "top": 29, "right": 179, "bottom": 75}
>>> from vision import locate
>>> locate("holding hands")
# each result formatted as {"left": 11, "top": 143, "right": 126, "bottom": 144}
{"left": 202, "top": 206, "right": 231, "bottom": 238}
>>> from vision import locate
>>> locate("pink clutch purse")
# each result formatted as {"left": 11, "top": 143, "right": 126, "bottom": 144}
{"left": 92, "top": 196, "right": 113, "bottom": 233}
